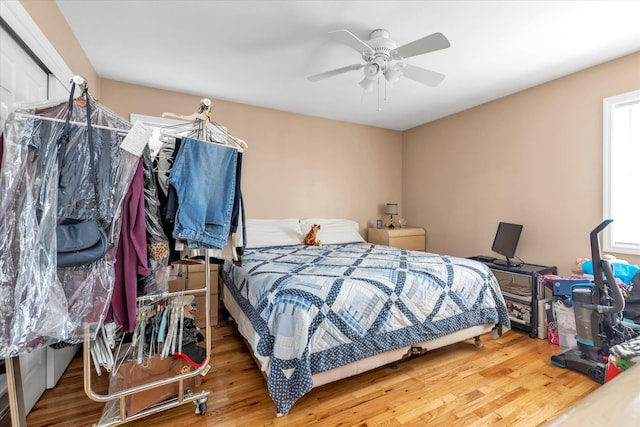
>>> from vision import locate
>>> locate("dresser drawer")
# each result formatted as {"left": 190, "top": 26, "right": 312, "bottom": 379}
{"left": 389, "top": 235, "right": 424, "bottom": 251}
{"left": 368, "top": 227, "right": 426, "bottom": 251}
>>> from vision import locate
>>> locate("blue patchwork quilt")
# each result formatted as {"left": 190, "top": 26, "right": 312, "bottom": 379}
{"left": 222, "top": 243, "right": 510, "bottom": 414}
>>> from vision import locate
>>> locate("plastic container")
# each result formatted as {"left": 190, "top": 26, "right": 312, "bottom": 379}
{"left": 553, "top": 300, "right": 577, "bottom": 349}
{"left": 572, "top": 287, "right": 596, "bottom": 346}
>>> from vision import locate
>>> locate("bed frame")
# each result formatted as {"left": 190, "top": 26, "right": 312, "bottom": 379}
{"left": 221, "top": 281, "right": 505, "bottom": 415}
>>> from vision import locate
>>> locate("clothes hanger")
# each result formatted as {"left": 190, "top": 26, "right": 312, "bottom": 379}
{"left": 161, "top": 98, "right": 212, "bottom": 122}
{"left": 158, "top": 120, "right": 200, "bottom": 137}
{"left": 227, "top": 132, "right": 249, "bottom": 150}
{"left": 159, "top": 99, "right": 210, "bottom": 141}
{"left": 204, "top": 120, "right": 249, "bottom": 150}
{"left": 161, "top": 99, "right": 249, "bottom": 150}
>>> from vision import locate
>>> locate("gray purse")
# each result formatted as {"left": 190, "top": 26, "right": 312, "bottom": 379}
{"left": 56, "top": 83, "right": 109, "bottom": 268}
{"left": 56, "top": 218, "right": 108, "bottom": 267}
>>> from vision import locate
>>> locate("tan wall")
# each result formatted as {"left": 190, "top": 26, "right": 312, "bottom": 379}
{"left": 100, "top": 79, "right": 402, "bottom": 235}
{"left": 17, "top": 1, "right": 402, "bottom": 236}
{"left": 403, "top": 52, "right": 640, "bottom": 276}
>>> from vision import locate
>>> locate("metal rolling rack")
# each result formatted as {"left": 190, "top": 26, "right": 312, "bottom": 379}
{"left": 83, "top": 253, "right": 213, "bottom": 426}
{"left": 84, "top": 96, "right": 227, "bottom": 425}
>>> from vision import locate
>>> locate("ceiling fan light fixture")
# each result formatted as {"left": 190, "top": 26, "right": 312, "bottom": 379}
{"left": 385, "top": 67, "right": 402, "bottom": 85}
{"left": 359, "top": 77, "right": 376, "bottom": 92}
{"left": 364, "top": 62, "right": 381, "bottom": 79}
{"left": 308, "top": 28, "right": 450, "bottom": 96}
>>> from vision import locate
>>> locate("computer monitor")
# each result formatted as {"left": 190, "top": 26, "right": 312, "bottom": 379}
{"left": 491, "top": 222, "right": 523, "bottom": 267}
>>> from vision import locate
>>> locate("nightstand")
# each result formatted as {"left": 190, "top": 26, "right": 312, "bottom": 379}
{"left": 367, "top": 227, "right": 426, "bottom": 251}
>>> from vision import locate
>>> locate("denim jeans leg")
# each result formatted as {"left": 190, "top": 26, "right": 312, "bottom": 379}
{"left": 168, "top": 138, "right": 237, "bottom": 249}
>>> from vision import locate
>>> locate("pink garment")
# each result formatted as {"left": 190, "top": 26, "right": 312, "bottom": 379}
{"left": 107, "top": 159, "right": 149, "bottom": 332}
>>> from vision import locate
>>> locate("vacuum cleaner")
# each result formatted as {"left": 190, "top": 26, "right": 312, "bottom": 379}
{"left": 551, "top": 219, "right": 640, "bottom": 383}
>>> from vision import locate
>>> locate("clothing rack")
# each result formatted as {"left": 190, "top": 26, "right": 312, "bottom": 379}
{"left": 83, "top": 97, "right": 234, "bottom": 425}
{"left": 3, "top": 79, "right": 221, "bottom": 425}
{"left": 83, "top": 253, "right": 212, "bottom": 426}
{"left": 11, "top": 113, "right": 130, "bottom": 133}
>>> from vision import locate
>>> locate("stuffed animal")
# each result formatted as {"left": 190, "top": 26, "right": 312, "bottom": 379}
{"left": 303, "top": 224, "right": 322, "bottom": 246}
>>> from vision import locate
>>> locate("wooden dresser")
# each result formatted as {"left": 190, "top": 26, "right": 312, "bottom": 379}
{"left": 367, "top": 227, "right": 426, "bottom": 251}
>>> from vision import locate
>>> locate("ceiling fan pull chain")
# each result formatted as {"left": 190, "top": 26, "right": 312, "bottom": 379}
{"left": 384, "top": 77, "right": 388, "bottom": 102}
{"left": 377, "top": 78, "right": 382, "bottom": 112}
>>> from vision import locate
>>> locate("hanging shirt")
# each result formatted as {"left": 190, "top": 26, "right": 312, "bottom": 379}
{"left": 107, "top": 159, "right": 150, "bottom": 332}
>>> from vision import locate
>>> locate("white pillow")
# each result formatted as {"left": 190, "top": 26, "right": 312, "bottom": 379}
{"left": 299, "top": 218, "right": 365, "bottom": 245}
{"left": 245, "top": 219, "right": 304, "bottom": 248}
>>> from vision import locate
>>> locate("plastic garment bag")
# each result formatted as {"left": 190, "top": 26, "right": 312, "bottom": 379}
{"left": 0, "top": 93, "right": 138, "bottom": 357}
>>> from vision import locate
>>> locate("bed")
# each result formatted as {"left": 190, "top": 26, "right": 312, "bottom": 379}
{"left": 220, "top": 219, "right": 511, "bottom": 415}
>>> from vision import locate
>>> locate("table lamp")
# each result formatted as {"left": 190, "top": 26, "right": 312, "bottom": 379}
{"left": 386, "top": 203, "right": 398, "bottom": 229}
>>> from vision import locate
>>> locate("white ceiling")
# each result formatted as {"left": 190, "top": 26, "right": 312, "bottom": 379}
{"left": 55, "top": 1, "right": 640, "bottom": 131}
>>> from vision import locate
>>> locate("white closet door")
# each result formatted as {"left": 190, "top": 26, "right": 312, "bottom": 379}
{"left": 0, "top": 24, "right": 49, "bottom": 415}
{"left": 47, "top": 74, "right": 68, "bottom": 101}
{"left": 0, "top": 25, "right": 48, "bottom": 127}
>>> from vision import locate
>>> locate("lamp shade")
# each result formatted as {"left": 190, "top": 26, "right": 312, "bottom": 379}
{"left": 385, "top": 67, "right": 402, "bottom": 85}
{"left": 359, "top": 77, "right": 376, "bottom": 92}
{"left": 385, "top": 203, "right": 398, "bottom": 215}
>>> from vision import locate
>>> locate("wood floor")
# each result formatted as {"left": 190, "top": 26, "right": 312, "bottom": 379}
{"left": 26, "top": 322, "right": 599, "bottom": 426}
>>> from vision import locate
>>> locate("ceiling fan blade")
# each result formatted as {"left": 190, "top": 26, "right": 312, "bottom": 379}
{"left": 401, "top": 64, "right": 446, "bottom": 87}
{"left": 307, "top": 64, "right": 365, "bottom": 82}
{"left": 391, "top": 32, "right": 450, "bottom": 60}
{"left": 329, "top": 29, "right": 374, "bottom": 55}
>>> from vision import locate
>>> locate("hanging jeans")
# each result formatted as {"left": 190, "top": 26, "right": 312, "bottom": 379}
{"left": 168, "top": 137, "right": 237, "bottom": 250}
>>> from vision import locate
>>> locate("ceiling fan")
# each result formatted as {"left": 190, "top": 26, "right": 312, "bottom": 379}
{"left": 308, "top": 29, "right": 450, "bottom": 92}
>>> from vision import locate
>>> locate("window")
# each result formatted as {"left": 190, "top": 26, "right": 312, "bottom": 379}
{"left": 603, "top": 90, "right": 640, "bottom": 255}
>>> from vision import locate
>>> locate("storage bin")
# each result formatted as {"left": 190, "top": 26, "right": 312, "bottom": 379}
{"left": 553, "top": 300, "right": 577, "bottom": 349}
